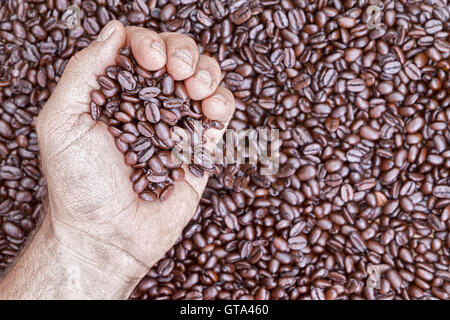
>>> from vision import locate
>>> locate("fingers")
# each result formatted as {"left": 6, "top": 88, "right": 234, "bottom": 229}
{"left": 160, "top": 32, "right": 199, "bottom": 81}
{"left": 125, "top": 26, "right": 166, "bottom": 71}
{"left": 128, "top": 29, "right": 220, "bottom": 100}
{"left": 201, "top": 86, "right": 236, "bottom": 122}
{"left": 185, "top": 55, "right": 222, "bottom": 100}
{"left": 126, "top": 30, "right": 201, "bottom": 82}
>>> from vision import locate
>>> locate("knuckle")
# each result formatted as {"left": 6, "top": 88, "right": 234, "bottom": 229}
{"left": 66, "top": 50, "right": 84, "bottom": 72}
{"left": 221, "top": 87, "right": 236, "bottom": 105}
{"left": 178, "top": 34, "right": 197, "bottom": 50}
{"left": 201, "top": 55, "right": 219, "bottom": 68}
{"left": 146, "top": 29, "right": 160, "bottom": 39}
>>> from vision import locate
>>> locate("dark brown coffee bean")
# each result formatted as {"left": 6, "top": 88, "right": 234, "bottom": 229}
{"left": 404, "top": 62, "right": 422, "bottom": 81}
{"left": 0, "top": 120, "right": 13, "bottom": 139}
{"left": 117, "top": 70, "right": 136, "bottom": 91}
{"left": 140, "top": 87, "right": 161, "bottom": 100}
{"left": 161, "top": 75, "right": 175, "bottom": 95}
{"left": 386, "top": 270, "right": 403, "bottom": 290}
{"left": 383, "top": 60, "right": 402, "bottom": 74}
{"left": 160, "top": 109, "right": 178, "bottom": 125}
{"left": 159, "top": 184, "right": 174, "bottom": 201}
{"left": 189, "top": 164, "right": 204, "bottom": 178}
{"left": 288, "top": 9, "right": 304, "bottom": 31}
{"left": 406, "top": 117, "right": 425, "bottom": 133}
{"left": 321, "top": 69, "right": 338, "bottom": 87}
{"left": 340, "top": 184, "right": 354, "bottom": 202}
{"left": 140, "top": 191, "right": 158, "bottom": 202}
{"left": 2, "top": 221, "right": 23, "bottom": 239}
{"left": 171, "top": 168, "right": 185, "bottom": 181}
{"left": 162, "top": 98, "right": 184, "bottom": 109}
{"left": 154, "top": 122, "right": 171, "bottom": 141}
{"left": 0, "top": 166, "right": 22, "bottom": 180}
{"left": 297, "top": 165, "right": 316, "bottom": 181}
{"left": 115, "top": 55, "right": 134, "bottom": 72}
{"left": 148, "top": 156, "right": 166, "bottom": 175}
{"left": 346, "top": 78, "right": 366, "bottom": 92}
{"left": 137, "top": 122, "right": 155, "bottom": 138}
{"left": 230, "top": 6, "right": 251, "bottom": 25}
{"left": 125, "top": 151, "right": 138, "bottom": 166}
{"left": 145, "top": 103, "right": 161, "bottom": 123}
{"left": 274, "top": 10, "right": 288, "bottom": 29}
{"left": 91, "top": 90, "right": 106, "bottom": 106}
{"left": 425, "top": 19, "right": 443, "bottom": 34}
{"left": 137, "top": 146, "right": 155, "bottom": 163}
{"left": 360, "top": 126, "right": 381, "bottom": 141}
{"left": 433, "top": 186, "right": 450, "bottom": 199}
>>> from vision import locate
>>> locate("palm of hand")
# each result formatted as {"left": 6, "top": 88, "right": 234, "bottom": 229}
{"left": 39, "top": 109, "right": 200, "bottom": 265}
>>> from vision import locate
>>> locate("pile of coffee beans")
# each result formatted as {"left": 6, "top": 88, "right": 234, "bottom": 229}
{"left": 1, "top": 0, "right": 450, "bottom": 300}
{"left": 90, "top": 46, "right": 216, "bottom": 202}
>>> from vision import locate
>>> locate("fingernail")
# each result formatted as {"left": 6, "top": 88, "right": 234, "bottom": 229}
{"left": 175, "top": 49, "right": 193, "bottom": 67}
{"left": 195, "top": 70, "right": 212, "bottom": 87}
{"left": 97, "top": 21, "right": 115, "bottom": 42}
{"left": 209, "top": 94, "right": 229, "bottom": 120}
{"left": 211, "top": 94, "right": 226, "bottom": 105}
{"left": 151, "top": 41, "right": 165, "bottom": 57}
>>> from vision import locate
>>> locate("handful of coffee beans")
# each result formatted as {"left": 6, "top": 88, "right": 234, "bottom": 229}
{"left": 89, "top": 47, "right": 213, "bottom": 202}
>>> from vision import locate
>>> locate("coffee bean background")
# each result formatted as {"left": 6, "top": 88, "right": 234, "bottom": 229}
{"left": 0, "top": 0, "right": 450, "bottom": 300}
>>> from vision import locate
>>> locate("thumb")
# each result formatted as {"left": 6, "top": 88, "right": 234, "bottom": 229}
{"left": 38, "top": 20, "right": 126, "bottom": 124}
{"left": 36, "top": 20, "right": 126, "bottom": 173}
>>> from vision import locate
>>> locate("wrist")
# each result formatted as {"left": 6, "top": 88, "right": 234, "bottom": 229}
{"left": 43, "top": 213, "right": 148, "bottom": 299}
{"left": 0, "top": 208, "right": 148, "bottom": 300}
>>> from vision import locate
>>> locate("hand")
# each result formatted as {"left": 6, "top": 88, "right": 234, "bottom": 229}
{"left": 0, "top": 20, "right": 235, "bottom": 299}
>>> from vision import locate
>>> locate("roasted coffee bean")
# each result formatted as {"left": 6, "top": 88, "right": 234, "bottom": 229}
{"left": 132, "top": 138, "right": 152, "bottom": 154}
{"left": 404, "top": 62, "right": 422, "bottom": 81}
{"left": 230, "top": 6, "right": 251, "bottom": 25}
{"left": 383, "top": 60, "right": 402, "bottom": 74}
{"left": 137, "top": 146, "right": 155, "bottom": 163}
{"left": 188, "top": 164, "right": 204, "bottom": 178}
{"left": 137, "top": 122, "right": 155, "bottom": 138}
{"left": 159, "top": 184, "right": 174, "bottom": 201}
{"left": 425, "top": 19, "right": 443, "bottom": 34}
{"left": 140, "top": 191, "right": 158, "bottom": 202}
{"left": 145, "top": 103, "right": 161, "bottom": 123}
{"left": 2, "top": 221, "right": 23, "bottom": 239}
{"left": 0, "top": 120, "right": 13, "bottom": 139}
{"left": 433, "top": 186, "right": 450, "bottom": 199}
{"left": 160, "top": 109, "right": 178, "bottom": 125}
{"left": 171, "top": 168, "right": 185, "bottom": 181}
{"left": 346, "top": 78, "right": 366, "bottom": 92}
{"left": 117, "top": 70, "right": 136, "bottom": 91}
{"left": 125, "top": 151, "right": 138, "bottom": 166}
{"left": 0, "top": 166, "right": 22, "bottom": 180}
{"left": 161, "top": 75, "right": 175, "bottom": 95}
{"left": 140, "top": 87, "right": 161, "bottom": 100}
{"left": 146, "top": 171, "right": 168, "bottom": 183}
{"left": 115, "top": 55, "right": 134, "bottom": 72}
{"left": 162, "top": 98, "right": 184, "bottom": 109}
{"left": 154, "top": 122, "right": 171, "bottom": 141}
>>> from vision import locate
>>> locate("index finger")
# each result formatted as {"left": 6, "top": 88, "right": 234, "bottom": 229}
{"left": 125, "top": 26, "right": 167, "bottom": 71}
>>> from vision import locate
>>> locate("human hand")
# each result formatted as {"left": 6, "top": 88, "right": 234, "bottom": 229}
{"left": 32, "top": 20, "right": 235, "bottom": 297}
